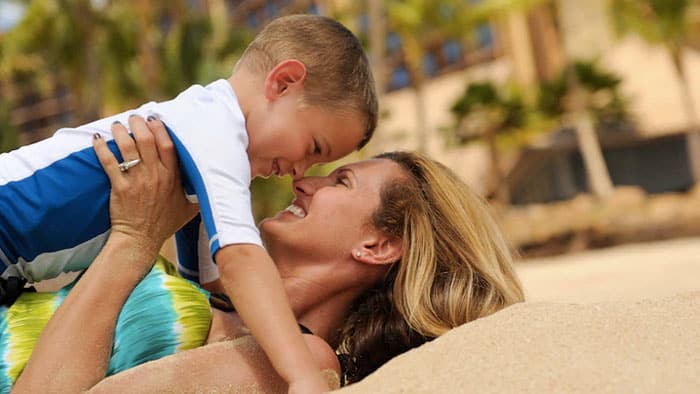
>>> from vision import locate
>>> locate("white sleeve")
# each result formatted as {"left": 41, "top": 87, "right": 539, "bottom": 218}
{"left": 143, "top": 81, "right": 263, "bottom": 261}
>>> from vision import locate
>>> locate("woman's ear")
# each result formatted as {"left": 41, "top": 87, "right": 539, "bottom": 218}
{"left": 352, "top": 231, "right": 402, "bottom": 266}
{"left": 263, "top": 59, "right": 307, "bottom": 101}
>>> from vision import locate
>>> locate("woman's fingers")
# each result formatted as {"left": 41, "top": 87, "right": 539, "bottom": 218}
{"left": 129, "top": 115, "right": 158, "bottom": 165}
{"left": 92, "top": 132, "right": 122, "bottom": 183}
{"left": 111, "top": 121, "right": 141, "bottom": 165}
{"left": 146, "top": 116, "right": 178, "bottom": 171}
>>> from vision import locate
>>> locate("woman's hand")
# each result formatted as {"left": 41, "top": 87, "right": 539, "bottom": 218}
{"left": 93, "top": 115, "right": 198, "bottom": 259}
{"left": 14, "top": 115, "right": 198, "bottom": 393}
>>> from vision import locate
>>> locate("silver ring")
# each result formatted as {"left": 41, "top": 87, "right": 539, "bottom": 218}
{"left": 118, "top": 158, "right": 141, "bottom": 172}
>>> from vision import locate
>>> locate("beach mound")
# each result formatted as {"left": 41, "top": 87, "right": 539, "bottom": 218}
{"left": 337, "top": 292, "right": 700, "bottom": 393}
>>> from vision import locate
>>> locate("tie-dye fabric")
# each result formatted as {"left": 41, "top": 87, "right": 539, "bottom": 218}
{"left": 0, "top": 257, "right": 211, "bottom": 392}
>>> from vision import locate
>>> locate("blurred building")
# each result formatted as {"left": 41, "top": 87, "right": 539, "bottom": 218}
{"left": 369, "top": 0, "right": 700, "bottom": 201}
{"left": 224, "top": 0, "right": 700, "bottom": 201}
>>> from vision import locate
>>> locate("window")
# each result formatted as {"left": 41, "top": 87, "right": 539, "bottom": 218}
{"left": 357, "top": 13, "right": 369, "bottom": 33}
{"left": 443, "top": 39, "right": 462, "bottom": 64}
{"left": 423, "top": 53, "right": 438, "bottom": 77}
{"left": 264, "top": 0, "right": 277, "bottom": 18}
{"left": 308, "top": 2, "right": 320, "bottom": 15}
{"left": 245, "top": 13, "right": 258, "bottom": 28}
{"left": 476, "top": 24, "right": 493, "bottom": 48}
{"left": 390, "top": 65, "right": 410, "bottom": 90}
{"left": 386, "top": 32, "right": 402, "bottom": 54}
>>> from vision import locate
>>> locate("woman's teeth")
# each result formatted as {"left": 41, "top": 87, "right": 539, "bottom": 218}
{"left": 284, "top": 204, "right": 306, "bottom": 218}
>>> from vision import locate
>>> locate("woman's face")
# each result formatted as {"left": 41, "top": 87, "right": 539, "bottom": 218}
{"left": 259, "top": 158, "right": 404, "bottom": 264}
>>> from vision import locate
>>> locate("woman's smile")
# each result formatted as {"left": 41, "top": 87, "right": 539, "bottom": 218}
{"left": 283, "top": 203, "right": 307, "bottom": 218}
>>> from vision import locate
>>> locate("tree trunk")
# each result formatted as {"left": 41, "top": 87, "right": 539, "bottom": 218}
{"left": 138, "top": 1, "right": 160, "bottom": 99}
{"left": 566, "top": 67, "right": 614, "bottom": 198}
{"left": 484, "top": 126, "right": 510, "bottom": 203}
{"left": 574, "top": 110, "right": 614, "bottom": 197}
{"left": 367, "top": 0, "right": 386, "bottom": 93}
{"left": 669, "top": 47, "right": 700, "bottom": 184}
{"left": 401, "top": 33, "right": 429, "bottom": 154}
{"left": 74, "top": 0, "right": 100, "bottom": 121}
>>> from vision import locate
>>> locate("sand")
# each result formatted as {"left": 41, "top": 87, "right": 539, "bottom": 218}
{"left": 516, "top": 237, "right": 700, "bottom": 303}
{"left": 337, "top": 292, "right": 700, "bottom": 393}
{"left": 337, "top": 238, "right": 700, "bottom": 393}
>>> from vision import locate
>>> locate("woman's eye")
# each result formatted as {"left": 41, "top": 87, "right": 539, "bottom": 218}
{"left": 336, "top": 176, "right": 349, "bottom": 187}
{"left": 313, "top": 140, "right": 322, "bottom": 155}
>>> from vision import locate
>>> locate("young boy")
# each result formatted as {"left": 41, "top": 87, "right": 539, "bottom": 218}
{"left": 0, "top": 14, "right": 377, "bottom": 392}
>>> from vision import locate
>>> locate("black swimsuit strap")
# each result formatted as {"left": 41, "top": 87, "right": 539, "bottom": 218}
{"left": 298, "top": 323, "right": 313, "bottom": 335}
{"left": 0, "top": 277, "right": 28, "bottom": 306}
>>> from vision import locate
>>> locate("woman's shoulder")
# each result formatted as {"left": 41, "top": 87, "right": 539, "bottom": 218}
{"left": 303, "top": 333, "right": 341, "bottom": 376}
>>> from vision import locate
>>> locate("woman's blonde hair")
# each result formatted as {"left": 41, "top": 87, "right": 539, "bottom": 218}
{"left": 338, "top": 151, "right": 524, "bottom": 383}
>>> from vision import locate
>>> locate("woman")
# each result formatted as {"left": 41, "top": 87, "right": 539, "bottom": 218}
{"left": 12, "top": 118, "right": 524, "bottom": 392}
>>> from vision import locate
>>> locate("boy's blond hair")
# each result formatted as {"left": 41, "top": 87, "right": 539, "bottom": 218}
{"left": 236, "top": 14, "right": 378, "bottom": 149}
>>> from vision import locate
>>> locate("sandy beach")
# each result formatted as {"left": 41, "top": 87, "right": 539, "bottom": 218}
{"left": 337, "top": 237, "right": 700, "bottom": 393}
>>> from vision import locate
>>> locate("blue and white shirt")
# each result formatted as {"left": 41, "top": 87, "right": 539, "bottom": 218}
{"left": 0, "top": 80, "right": 260, "bottom": 283}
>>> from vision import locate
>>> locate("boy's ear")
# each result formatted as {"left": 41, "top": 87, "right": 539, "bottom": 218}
{"left": 264, "top": 59, "right": 307, "bottom": 101}
{"left": 352, "top": 231, "right": 403, "bottom": 266}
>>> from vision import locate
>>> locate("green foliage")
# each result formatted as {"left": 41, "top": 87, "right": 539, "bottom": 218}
{"left": 0, "top": 102, "right": 19, "bottom": 153}
{"left": 0, "top": 1, "right": 253, "bottom": 117}
{"left": 452, "top": 82, "right": 525, "bottom": 127}
{"left": 449, "top": 81, "right": 526, "bottom": 144}
{"left": 251, "top": 177, "right": 294, "bottom": 223}
{"left": 610, "top": 0, "right": 697, "bottom": 47}
{"left": 448, "top": 59, "right": 630, "bottom": 149}
{"left": 537, "top": 60, "right": 628, "bottom": 126}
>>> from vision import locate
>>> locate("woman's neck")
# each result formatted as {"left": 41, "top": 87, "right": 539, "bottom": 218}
{"left": 284, "top": 277, "right": 361, "bottom": 347}
{"left": 206, "top": 269, "right": 363, "bottom": 347}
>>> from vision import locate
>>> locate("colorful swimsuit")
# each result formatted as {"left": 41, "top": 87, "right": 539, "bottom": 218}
{"left": 0, "top": 257, "right": 212, "bottom": 392}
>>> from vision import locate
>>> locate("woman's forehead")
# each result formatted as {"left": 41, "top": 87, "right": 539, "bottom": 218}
{"left": 334, "top": 158, "right": 397, "bottom": 175}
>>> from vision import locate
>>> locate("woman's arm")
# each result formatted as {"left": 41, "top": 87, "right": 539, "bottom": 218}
{"left": 88, "top": 334, "right": 341, "bottom": 393}
{"left": 13, "top": 116, "right": 197, "bottom": 393}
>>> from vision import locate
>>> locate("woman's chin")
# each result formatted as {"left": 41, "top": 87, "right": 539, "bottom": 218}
{"left": 258, "top": 215, "right": 287, "bottom": 235}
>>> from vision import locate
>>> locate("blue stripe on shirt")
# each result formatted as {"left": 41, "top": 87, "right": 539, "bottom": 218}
{"left": 164, "top": 124, "right": 221, "bottom": 259}
{"left": 176, "top": 215, "right": 201, "bottom": 282}
{"left": 0, "top": 140, "right": 123, "bottom": 267}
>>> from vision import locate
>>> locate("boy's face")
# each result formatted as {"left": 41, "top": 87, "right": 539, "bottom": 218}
{"left": 246, "top": 89, "right": 366, "bottom": 180}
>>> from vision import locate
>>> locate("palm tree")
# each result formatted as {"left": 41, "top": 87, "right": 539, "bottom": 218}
{"left": 610, "top": 0, "right": 700, "bottom": 183}
{"left": 451, "top": 82, "right": 526, "bottom": 203}
{"left": 382, "top": 0, "right": 439, "bottom": 153}
{"left": 471, "top": 0, "right": 614, "bottom": 198}
{"left": 538, "top": 60, "right": 630, "bottom": 198}
{"left": 1, "top": 0, "right": 251, "bottom": 124}
{"left": 562, "top": 65, "right": 614, "bottom": 197}
{"left": 0, "top": 0, "right": 107, "bottom": 122}
{"left": 303, "top": 0, "right": 544, "bottom": 156}
{"left": 367, "top": 0, "right": 386, "bottom": 100}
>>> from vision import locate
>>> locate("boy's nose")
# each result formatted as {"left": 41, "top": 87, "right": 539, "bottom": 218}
{"left": 293, "top": 175, "right": 333, "bottom": 196}
{"left": 291, "top": 162, "right": 309, "bottom": 181}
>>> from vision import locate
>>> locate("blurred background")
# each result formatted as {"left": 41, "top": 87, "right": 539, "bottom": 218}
{"left": 1, "top": 0, "right": 699, "bottom": 300}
